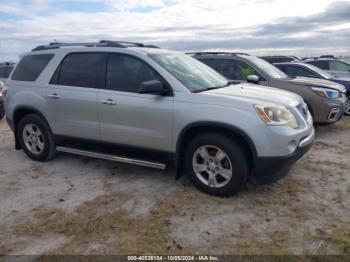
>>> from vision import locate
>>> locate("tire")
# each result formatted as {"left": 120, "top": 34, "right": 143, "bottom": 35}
{"left": 0, "top": 102, "right": 4, "bottom": 120}
{"left": 345, "top": 95, "right": 350, "bottom": 116}
{"left": 17, "top": 114, "right": 57, "bottom": 161}
{"left": 184, "top": 133, "right": 249, "bottom": 197}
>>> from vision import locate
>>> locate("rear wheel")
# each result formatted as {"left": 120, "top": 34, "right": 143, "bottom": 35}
{"left": 184, "top": 133, "right": 249, "bottom": 196}
{"left": 0, "top": 103, "right": 4, "bottom": 120}
{"left": 18, "top": 114, "right": 57, "bottom": 161}
{"left": 345, "top": 95, "right": 350, "bottom": 116}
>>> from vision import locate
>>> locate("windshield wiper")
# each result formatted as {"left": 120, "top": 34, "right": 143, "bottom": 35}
{"left": 226, "top": 80, "right": 240, "bottom": 85}
{"left": 193, "top": 80, "right": 240, "bottom": 93}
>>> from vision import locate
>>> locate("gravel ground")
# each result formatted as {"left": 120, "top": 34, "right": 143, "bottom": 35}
{"left": 0, "top": 116, "right": 349, "bottom": 256}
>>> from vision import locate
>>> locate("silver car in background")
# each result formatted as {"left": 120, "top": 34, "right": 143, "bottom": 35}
{"left": 4, "top": 41, "right": 314, "bottom": 196}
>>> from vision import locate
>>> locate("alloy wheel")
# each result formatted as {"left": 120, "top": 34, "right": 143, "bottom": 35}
{"left": 345, "top": 96, "right": 350, "bottom": 115}
{"left": 22, "top": 123, "right": 45, "bottom": 155}
{"left": 192, "top": 145, "right": 233, "bottom": 188}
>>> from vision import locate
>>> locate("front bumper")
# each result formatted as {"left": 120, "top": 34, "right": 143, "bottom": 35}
{"left": 314, "top": 95, "right": 346, "bottom": 124}
{"left": 254, "top": 127, "right": 315, "bottom": 184}
{"left": 6, "top": 116, "right": 14, "bottom": 131}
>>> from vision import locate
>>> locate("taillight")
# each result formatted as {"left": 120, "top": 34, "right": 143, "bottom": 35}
{"left": 1, "top": 85, "right": 8, "bottom": 97}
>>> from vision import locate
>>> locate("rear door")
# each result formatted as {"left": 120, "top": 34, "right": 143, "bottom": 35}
{"left": 98, "top": 53, "right": 173, "bottom": 152}
{"left": 47, "top": 52, "right": 107, "bottom": 140}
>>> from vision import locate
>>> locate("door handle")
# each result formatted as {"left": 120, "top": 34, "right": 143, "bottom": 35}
{"left": 48, "top": 93, "right": 60, "bottom": 99}
{"left": 100, "top": 99, "right": 116, "bottom": 105}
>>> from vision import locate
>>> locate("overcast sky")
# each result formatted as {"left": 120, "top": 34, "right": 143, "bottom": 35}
{"left": 0, "top": 0, "right": 350, "bottom": 61}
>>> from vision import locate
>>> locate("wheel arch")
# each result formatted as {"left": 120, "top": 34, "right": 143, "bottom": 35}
{"left": 12, "top": 106, "right": 52, "bottom": 150}
{"left": 175, "top": 122, "right": 257, "bottom": 179}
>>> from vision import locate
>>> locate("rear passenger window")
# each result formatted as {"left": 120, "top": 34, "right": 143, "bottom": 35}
{"left": 307, "top": 60, "right": 329, "bottom": 70}
{"left": 11, "top": 54, "right": 53, "bottom": 81}
{"left": 284, "top": 66, "right": 318, "bottom": 78}
{"left": 106, "top": 54, "right": 163, "bottom": 93}
{"left": 54, "top": 53, "right": 107, "bottom": 88}
{"left": 329, "top": 61, "right": 350, "bottom": 71}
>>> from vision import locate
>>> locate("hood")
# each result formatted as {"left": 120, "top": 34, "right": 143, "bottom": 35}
{"left": 332, "top": 77, "right": 350, "bottom": 91}
{"left": 205, "top": 83, "right": 303, "bottom": 108}
{"left": 283, "top": 76, "right": 346, "bottom": 93}
{"left": 332, "top": 77, "right": 350, "bottom": 82}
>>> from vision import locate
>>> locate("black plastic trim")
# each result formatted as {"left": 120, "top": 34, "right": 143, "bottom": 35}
{"left": 175, "top": 121, "right": 258, "bottom": 179}
{"left": 12, "top": 106, "right": 53, "bottom": 150}
{"left": 254, "top": 142, "right": 313, "bottom": 184}
{"left": 54, "top": 135, "right": 175, "bottom": 167}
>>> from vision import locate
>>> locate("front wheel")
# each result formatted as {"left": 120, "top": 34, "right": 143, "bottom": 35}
{"left": 345, "top": 95, "right": 350, "bottom": 116}
{"left": 17, "top": 114, "right": 57, "bottom": 161}
{"left": 184, "top": 133, "right": 249, "bottom": 196}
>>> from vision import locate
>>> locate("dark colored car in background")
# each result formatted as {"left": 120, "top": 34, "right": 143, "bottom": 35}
{"left": 0, "top": 62, "right": 14, "bottom": 120}
{"left": 189, "top": 52, "right": 347, "bottom": 124}
{"left": 0, "top": 81, "right": 5, "bottom": 120}
{"left": 302, "top": 56, "right": 350, "bottom": 78}
{"left": 0, "top": 62, "right": 15, "bottom": 83}
{"left": 260, "top": 55, "right": 300, "bottom": 64}
{"left": 275, "top": 62, "right": 350, "bottom": 115}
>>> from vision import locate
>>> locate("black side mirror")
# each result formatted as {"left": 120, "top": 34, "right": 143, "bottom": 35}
{"left": 139, "top": 80, "right": 171, "bottom": 96}
{"left": 247, "top": 75, "right": 260, "bottom": 84}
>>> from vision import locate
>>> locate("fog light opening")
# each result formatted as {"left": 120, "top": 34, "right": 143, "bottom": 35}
{"left": 287, "top": 140, "right": 297, "bottom": 153}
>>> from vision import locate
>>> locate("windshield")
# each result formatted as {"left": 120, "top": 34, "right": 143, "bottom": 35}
{"left": 149, "top": 53, "right": 228, "bottom": 92}
{"left": 302, "top": 63, "right": 333, "bottom": 79}
{"left": 246, "top": 56, "right": 288, "bottom": 79}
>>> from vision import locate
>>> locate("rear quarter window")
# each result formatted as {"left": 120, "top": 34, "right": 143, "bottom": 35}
{"left": 11, "top": 54, "right": 54, "bottom": 81}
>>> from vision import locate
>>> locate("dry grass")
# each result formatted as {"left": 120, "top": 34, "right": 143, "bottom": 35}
{"left": 14, "top": 191, "right": 199, "bottom": 255}
{"left": 0, "top": 244, "right": 13, "bottom": 255}
{"left": 1, "top": 118, "right": 350, "bottom": 256}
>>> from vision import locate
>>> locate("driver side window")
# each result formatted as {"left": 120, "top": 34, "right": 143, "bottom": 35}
{"left": 285, "top": 66, "right": 318, "bottom": 78}
{"left": 217, "top": 59, "right": 262, "bottom": 81}
{"left": 106, "top": 54, "right": 164, "bottom": 93}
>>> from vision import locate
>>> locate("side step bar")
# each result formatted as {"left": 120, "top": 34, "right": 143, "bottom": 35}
{"left": 56, "top": 146, "right": 166, "bottom": 170}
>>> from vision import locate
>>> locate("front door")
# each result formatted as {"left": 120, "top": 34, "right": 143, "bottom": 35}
{"left": 98, "top": 53, "right": 173, "bottom": 152}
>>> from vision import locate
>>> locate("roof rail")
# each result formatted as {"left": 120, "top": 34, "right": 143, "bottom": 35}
{"left": 320, "top": 55, "right": 335, "bottom": 59}
{"left": 100, "top": 40, "right": 159, "bottom": 48}
{"left": 32, "top": 40, "right": 160, "bottom": 51}
{"left": 187, "top": 51, "right": 250, "bottom": 56}
{"left": 300, "top": 57, "right": 318, "bottom": 61}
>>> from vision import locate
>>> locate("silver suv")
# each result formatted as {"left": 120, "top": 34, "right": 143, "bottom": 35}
{"left": 4, "top": 41, "right": 314, "bottom": 196}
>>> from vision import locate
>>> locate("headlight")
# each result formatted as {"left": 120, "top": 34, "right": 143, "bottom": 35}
{"left": 311, "top": 87, "right": 340, "bottom": 98}
{"left": 255, "top": 105, "right": 298, "bottom": 129}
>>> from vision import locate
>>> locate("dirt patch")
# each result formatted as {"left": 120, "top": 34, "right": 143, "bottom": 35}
{"left": 14, "top": 192, "right": 198, "bottom": 255}
{"left": 0, "top": 117, "right": 349, "bottom": 255}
